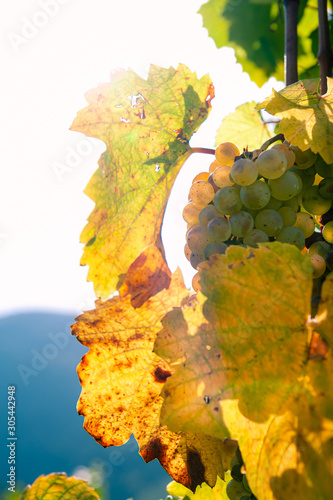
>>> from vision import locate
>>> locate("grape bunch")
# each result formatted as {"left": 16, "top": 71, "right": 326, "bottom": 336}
{"left": 226, "top": 446, "right": 256, "bottom": 500}
{"left": 183, "top": 141, "right": 333, "bottom": 297}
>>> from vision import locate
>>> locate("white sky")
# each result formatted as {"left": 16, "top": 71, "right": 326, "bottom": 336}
{"left": 0, "top": 0, "right": 282, "bottom": 317}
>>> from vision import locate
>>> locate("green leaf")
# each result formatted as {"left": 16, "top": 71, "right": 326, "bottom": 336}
{"left": 71, "top": 64, "right": 213, "bottom": 299}
{"left": 199, "top": 0, "right": 322, "bottom": 86}
{"left": 19, "top": 474, "right": 100, "bottom": 500}
{"left": 166, "top": 473, "right": 231, "bottom": 499}
{"left": 198, "top": 0, "right": 285, "bottom": 86}
{"left": 256, "top": 78, "right": 333, "bottom": 163}
{"left": 215, "top": 101, "right": 275, "bottom": 151}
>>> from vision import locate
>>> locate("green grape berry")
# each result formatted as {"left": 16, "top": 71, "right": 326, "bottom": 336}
{"left": 187, "top": 226, "right": 213, "bottom": 254}
{"left": 203, "top": 241, "right": 228, "bottom": 259}
{"left": 268, "top": 171, "right": 302, "bottom": 201}
{"left": 240, "top": 180, "right": 271, "bottom": 210}
{"left": 230, "top": 158, "right": 258, "bottom": 186}
{"left": 278, "top": 206, "right": 297, "bottom": 226}
{"left": 214, "top": 187, "right": 243, "bottom": 215}
{"left": 294, "top": 212, "right": 315, "bottom": 238}
{"left": 243, "top": 228, "right": 269, "bottom": 247}
{"left": 276, "top": 226, "right": 305, "bottom": 250}
{"left": 323, "top": 221, "right": 333, "bottom": 243}
{"left": 255, "top": 209, "right": 283, "bottom": 237}
{"left": 302, "top": 186, "right": 332, "bottom": 215}
{"left": 226, "top": 479, "right": 248, "bottom": 500}
{"left": 256, "top": 148, "right": 287, "bottom": 179}
{"left": 207, "top": 217, "right": 232, "bottom": 241}
{"left": 229, "top": 211, "right": 254, "bottom": 237}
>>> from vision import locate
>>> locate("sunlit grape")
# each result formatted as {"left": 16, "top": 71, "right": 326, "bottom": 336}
{"left": 198, "top": 205, "right": 221, "bottom": 226}
{"left": 256, "top": 149, "right": 287, "bottom": 179}
{"left": 212, "top": 165, "right": 234, "bottom": 188}
{"left": 192, "top": 272, "right": 201, "bottom": 292}
{"left": 268, "top": 171, "right": 302, "bottom": 200}
{"left": 192, "top": 171, "right": 210, "bottom": 183}
{"left": 230, "top": 158, "right": 258, "bottom": 186}
{"left": 294, "top": 212, "right": 315, "bottom": 238}
{"left": 209, "top": 159, "right": 221, "bottom": 173}
{"left": 184, "top": 243, "right": 192, "bottom": 261}
{"left": 310, "top": 253, "right": 327, "bottom": 278}
{"left": 323, "top": 221, "right": 333, "bottom": 243}
{"left": 215, "top": 142, "right": 240, "bottom": 166}
{"left": 189, "top": 180, "right": 215, "bottom": 205}
{"left": 182, "top": 202, "right": 202, "bottom": 225}
{"left": 187, "top": 226, "right": 213, "bottom": 254}
{"left": 271, "top": 143, "right": 295, "bottom": 169}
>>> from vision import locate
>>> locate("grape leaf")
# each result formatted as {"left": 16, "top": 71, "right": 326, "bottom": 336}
{"left": 156, "top": 244, "right": 333, "bottom": 500}
{"left": 256, "top": 78, "right": 333, "bottom": 163}
{"left": 20, "top": 474, "right": 100, "bottom": 499}
{"left": 198, "top": 0, "right": 321, "bottom": 86}
{"left": 198, "top": 0, "right": 285, "bottom": 86}
{"left": 166, "top": 473, "right": 231, "bottom": 500}
{"left": 215, "top": 101, "right": 274, "bottom": 151}
{"left": 71, "top": 253, "right": 233, "bottom": 492}
{"left": 70, "top": 64, "right": 213, "bottom": 299}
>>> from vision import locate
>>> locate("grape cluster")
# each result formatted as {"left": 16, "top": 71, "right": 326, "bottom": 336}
{"left": 183, "top": 141, "right": 333, "bottom": 296}
{"left": 227, "top": 446, "right": 256, "bottom": 500}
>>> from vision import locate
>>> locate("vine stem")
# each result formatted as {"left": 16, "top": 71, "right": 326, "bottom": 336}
{"left": 283, "top": 0, "right": 300, "bottom": 85}
{"left": 317, "top": 0, "right": 333, "bottom": 94}
{"left": 260, "top": 133, "right": 285, "bottom": 151}
{"left": 190, "top": 147, "right": 215, "bottom": 155}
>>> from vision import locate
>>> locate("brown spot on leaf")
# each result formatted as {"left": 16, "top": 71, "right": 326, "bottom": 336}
{"left": 153, "top": 366, "right": 172, "bottom": 383}
{"left": 187, "top": 449, "right": 206, "bottom": 492}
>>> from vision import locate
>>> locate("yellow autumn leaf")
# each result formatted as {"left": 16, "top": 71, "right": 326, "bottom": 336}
{"left": 71, "top": 64, "right": 213, "bottom": 299}
{"left": 20, "top": 473, "right": 100, "bottom": 500}
{"left": 256, "top": 78, "right": 333, "bottom": 163}
{"left": 72, "top": 250, "right": 234, "bottom": 492}
{"left": 215, "top": 101, "right": 274, "bottom": 151}
{"left": 155, "top": 244, "right": 333, "bottom": 499}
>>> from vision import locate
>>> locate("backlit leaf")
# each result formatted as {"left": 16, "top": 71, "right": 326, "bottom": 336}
{"left": 156, "top": 244, "right": 333, "bottom": 498}
{"left": 70, "top": 64, "right": 213, "bottom": 299}
{"left": 166, "top": 473, "right": 231, "bottom": 499}
{"left": 71, "top": 255, "right": 233, "bottom": 491}
{"left": 198, "top": 0, "right": 285, "bottom": 86}
{"left": 215, "top": 101, "right": 274, "bottom": 151}
{"left": 256, "top": 78, "right": 333, "bottom": 163}
{"left": 20, "top": 474, "right": 100, "bottom": 500}
{"left": 198, "top": 0, "right": 323, "bottom": 86}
